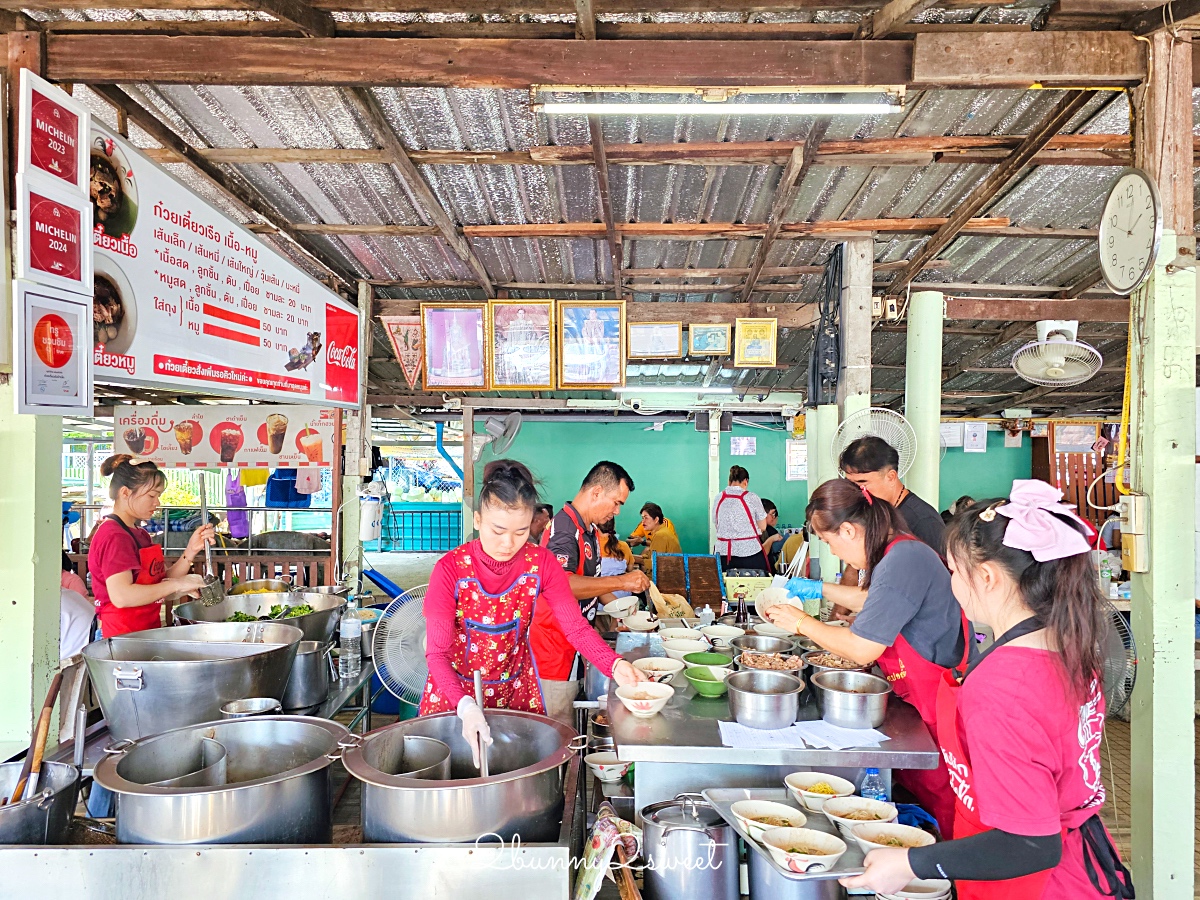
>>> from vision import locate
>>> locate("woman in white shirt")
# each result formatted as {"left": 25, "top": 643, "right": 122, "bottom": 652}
{"left": 713, "top": 466, "right": 770, "bottom": 573}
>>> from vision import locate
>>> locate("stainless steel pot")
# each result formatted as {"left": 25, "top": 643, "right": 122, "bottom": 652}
{"left": 82, "top": 623, "right": 303, "bottom": 742}
{"left": 343, "top": 711, "right": 582, "bottom": 843}
{"left": 229, "top": 579, "right": 292, "bottom": 595}
{"left": 812, "top": 670, "right": 891, "bottom": 729}
{"left": 356, "top": 732, "right": 451, "bottom": 780}
{"left": 94, "top": 715, "right": 353, "bottom": 844}
{"left": 174, "top": 591, "right": 346, "bottom": 644}
{"left": 730, "top": 634, "right": 796, "bottom": 656}
{"left": 801, "top": 650, "right": 872, "bottom": 680}
{"left": 307, "top": 584, "right": 351, "bottom": 598}
{"left": 584, "top": 658, "right": 613, "bottom": 702}
{"left": 0, "top": 761, "right": 79, "bottom": 844}
{"left": 640, "top": 793, "right": 740, "bottom": 900}
{"left": 747, "top": 841, "right": 846, "bottom": 899}
{"left": 726, "top": 670, "right": 804, "bottom": 730}
{"left": 282, "top": 640, "right": 334, "bottom": 712}
{"left": 220, "top": 698, "right": 283, "bottom": 719}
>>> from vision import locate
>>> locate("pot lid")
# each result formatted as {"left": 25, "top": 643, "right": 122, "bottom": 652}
{"left": 642, "top": 794, "right": 725, "bottom": 827}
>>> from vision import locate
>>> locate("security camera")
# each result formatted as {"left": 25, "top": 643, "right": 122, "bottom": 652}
{"left": 629, "top": 399, "right": 644, "bottom": 412}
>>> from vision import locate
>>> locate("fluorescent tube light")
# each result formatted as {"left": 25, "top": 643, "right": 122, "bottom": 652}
{"left": 539, "top": 102, "right": 902, "bottom": 116}
{"left": 612, "top": 386, "right": 734, "bottom": 394}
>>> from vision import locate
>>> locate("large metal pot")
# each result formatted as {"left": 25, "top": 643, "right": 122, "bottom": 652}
{"left": 0, "top": 761, "right": 79, "bottom": 844}
{"left": 730, "top": 634, "right": 796, "bottom": 656}
{"left": 640, "top": 793, "right": 740, "bottom": 900}
{"left": 94, "top": 716, "right": 352, "bottom": 844}
{"left": 174, "top": 591, "right": 346, "bottom": 644}
{"left": 229, "top": 579, "right": 292, "bottom": 595}
{"left": 747, "top": 841, "right": 845, "bottom": 899}
{"left": 812, "top": 670, "right": 891, "bottom": 729}
{"left": 343, "top": 710, "right": 582, "bottom": 843}
{"left": 307, "top": 584, "right": 351, "bottom": 598}
{"left": 282, "top": 641, "right": 334, "bottom": 712}
{"left": 726, "top": 670, "right": 804, "bottom": 730}
{"left": 82, "top": 622, "right": 302, "bottom": 742}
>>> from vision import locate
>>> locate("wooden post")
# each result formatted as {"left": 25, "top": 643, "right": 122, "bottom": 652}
{"left": 1128, "top": 30, "right": 1196, "bottom": 900}
{"left": 837, "top": 237, "right": 873, "bottom": 420}
{"left": 461, "top": 407, "right": 475, "bottom": 546}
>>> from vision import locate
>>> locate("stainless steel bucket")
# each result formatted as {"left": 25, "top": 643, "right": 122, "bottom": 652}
{"left": 229, "top": 579, "right": 292, "bottom": 595}
{"left": 94, "top": 716, "right": 353, "bottom": 844}
{"left": 282, "top": 641, "right": 334, "bottom": 712}
{"left": 174, "top": 591, "right": 346, "bottom": 644}
{"left": 640, "top": 793, "right": 740, "bottom": 900}
{"left": 82, "top": 622, "right": 302, "bottom": 742}
{"left": 726, "top": 670, "right": 804, "bottom": 731}
{"left": 0, "top": 761, "right": 79, "bottom": 844}
{"left": 812, "top": 670, "right": 891, "bottom": 729}
{"left": 343, "top": 711, "right": 582, "bottom": 843}
{"left": 220, "top": 698, "right": 283, "bottom": 719}
{"left": 747, "top": 842, "right": 846, "bottom": 899}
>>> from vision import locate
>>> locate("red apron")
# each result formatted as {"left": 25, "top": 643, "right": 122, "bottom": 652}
{"left": 531, "top": 503, "right": 596, "bottom": 682}
{"left": 873, "top": 534, "right": 969, "bottom": 839}
{"left": 419, "top": 541, "right": 546, "bottom": 715}
{"left": 99, "top": 516, "right": 167, "bottom": 637}
{"left": 714, "top": 490, "right": 759, "bottom": 564}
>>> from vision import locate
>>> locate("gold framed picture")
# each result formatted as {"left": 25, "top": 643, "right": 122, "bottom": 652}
{"left": 420, "top": 303, "right": 489, "bottom": 391}
{"left": 558, "top": 300, "right": 626, "bottom": 388}
{"left": 734, "top": 318, "right": 778, "bottom": 368}
{"left": 688, "top": 323, "right": 731, "bottom": 356}
{"left": 487, "top": 300, "right": 555, "bottom": 391}
{"left": 628, "top": 322, "right": 683, "bottom": 359}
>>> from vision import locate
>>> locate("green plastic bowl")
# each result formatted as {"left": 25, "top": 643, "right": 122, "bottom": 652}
{"left": 685, "top": 666, "right": 730, "bottom": 697}
{"left": 683, "top": 651, "right": 733, "bottom": 669}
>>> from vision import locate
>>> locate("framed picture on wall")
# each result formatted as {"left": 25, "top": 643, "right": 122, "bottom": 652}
{"left": 420, "top": 303, "right": 488, "bottom": 390}
{"left": 688, "top": 323, "right": 731, "bottom": 356}
{"left": 1052, "top": 422, "right": 1100, "bottom": 454}
{"left": 734, "top": 318, "right": 777, "bottom": 367}
{"left": 488, "top": 300, "right": 554, "bottom": 390}
{"left": 558, "top": 301, "right": 625, "bottom": 388}
{"left": 628, "top": 322, "right": 683, "bottom": 359}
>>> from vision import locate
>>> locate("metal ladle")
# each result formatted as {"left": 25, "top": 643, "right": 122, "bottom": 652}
{"left": 197, "top": 478, "right": 226, "bottom": 607}
{"left": 473, "top": 670, "right": 489, "bottom": 778}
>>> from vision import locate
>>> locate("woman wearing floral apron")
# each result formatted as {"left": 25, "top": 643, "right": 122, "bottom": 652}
{"left": 842, "top": 481, "right": 1133, "bottom": 899}
{"left": 767, "top": 478, "right": 972, "bottom": 838}
{"left": 421, "top": 460, "right": 648, "bottom": 766}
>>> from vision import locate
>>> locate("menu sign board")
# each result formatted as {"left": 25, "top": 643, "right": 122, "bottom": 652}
{"left": 114, "top": 404, "right": 337, "bottom": 469}
{"left": 89, "top": 120, "right": 361, "bottom": 408}
{"left": 14, "top": 280, "right": 93, "bottom": 415}
{"left": 18, "top": 70, "right": 90, "bottom": 195}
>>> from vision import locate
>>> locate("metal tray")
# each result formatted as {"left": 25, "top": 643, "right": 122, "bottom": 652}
{"left": 702, "top": 787, "right": 867, "bottom": 883}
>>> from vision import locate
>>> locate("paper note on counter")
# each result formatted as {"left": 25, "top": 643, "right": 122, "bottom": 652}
{"left": 791, "top": 721, "right": 889, "bottom": 750}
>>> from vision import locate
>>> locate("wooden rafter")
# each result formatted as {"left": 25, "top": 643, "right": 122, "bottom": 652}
{"left": 943, "top": 298, "right": 1129, "bottom": 322}
{"left": 374, "top": 299, "right": 821, "bottom": 327}
{"left": 886, "top": 89, "right": 1093, "bottom": 297}
{"left": 344, "top": 87, "right": 495, "bottom": 297}
{"left": 88, "top": 85, "right": 355, "bottom": 289}
{"left": 741, "top": 124, "right": 828, "bottom": 300}
{"left": 941, "top": 321, "right": 1028, "bottom": 383}
{"left": 1127, "top": 0, "right": 1200, "bottom": 34}
{"left": 969, "top": 384, "right": 1062, "bottom": 417}
{"left": 856, "top": 0, "right": 941, "bottom": 39}
{"left": 1056, "top": 270, "right": 1107, "bottom": 299}
{"left": 241, "top": 0, "right": 335, "bottom": 36}
{"left": 573, "top": 0, "right": 595, "bottom": 40}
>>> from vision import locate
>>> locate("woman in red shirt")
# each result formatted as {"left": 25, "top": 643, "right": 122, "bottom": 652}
{"left": 87, "top": 455, "right": 212, "bottom": 638}
{"left": 421, "top": 459, "right": 648, "bottom": 765}
{"left": 842, "top": 480, "right": 1133, "bottom": 900}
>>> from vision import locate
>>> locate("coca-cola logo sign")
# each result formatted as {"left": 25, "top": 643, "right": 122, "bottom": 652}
{"left": 323, "top": 302, "right": 359, "bottom": 405}
{"left": 326, "top": 340, "right": 357, "bottom": 370}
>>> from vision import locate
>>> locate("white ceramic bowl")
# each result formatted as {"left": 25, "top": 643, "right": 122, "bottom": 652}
{"left": 875, "top": 879, "right": 953, "bottom": 900}
{"left": 752, "top": 621, "right": 796, "bottom": 638}
{"left": 822, "top": 796, "right": 899, "bottom": 838}
{"left": 603, "top": 596, "right": 640, "bottom": 618}
{"left": 783, "top": 772, "right": 856, "bottom": 811}
{"left": 615, "top": 682, "right": 675, "bottom": 718}
{"left": 850, "top": 822, "right": 936, "bottom": 855}
{"left": 624, "top": 612, "right": 659, "bottom": 632}
{"left": 730, "top": 800, "right": 807, "bottom": 842}
{"left": 659, "top": 627, "right": 705, "bottom": 643}
{"left": 700, "top": 624, "right": 746, "bottom": 647}
{"left": 662, "top": 638, "right": 710, "bottom": 661}
{"left": 583, "top": 751, "right": 631, "bottom": 783}
{"left": 761, "top": 827, "right": 847, "bottom": 874}
{"left": 632, "top": 657, "right": 686, "bottom": 684}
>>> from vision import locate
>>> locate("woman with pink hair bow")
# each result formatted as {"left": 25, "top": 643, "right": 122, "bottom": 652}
{"left": 842, "top": 480, "right": 1133, "bottom": 900}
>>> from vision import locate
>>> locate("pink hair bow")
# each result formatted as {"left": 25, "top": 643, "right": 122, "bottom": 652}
{"left": 995, "top": 479, "right": 1092, "bottom": 562}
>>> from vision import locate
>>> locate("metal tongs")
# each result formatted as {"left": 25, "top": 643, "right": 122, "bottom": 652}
{"left": 197, "top": 478, "right": 226, "bottom": 607}
{"left": 473, "top": 670, "right": 490, "bottom": 778}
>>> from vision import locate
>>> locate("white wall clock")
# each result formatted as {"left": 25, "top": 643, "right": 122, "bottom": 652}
{"left": 1098, "top": 168, "right": 1162, "bottom": 296}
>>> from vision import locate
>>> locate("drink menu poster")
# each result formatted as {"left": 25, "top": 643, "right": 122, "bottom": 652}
{"left": 89, "top": 120, "right": 361, "bottom": 409}
{"left": 114, "top": 404, "right": 336, "bottom": 469}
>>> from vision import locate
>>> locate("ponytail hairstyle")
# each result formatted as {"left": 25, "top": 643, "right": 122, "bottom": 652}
{"left": 946, "top": 499, "right": 1105, "bottom": 700}
{"left": 478, "top": 458, "right": 540, "bottom": 513}
{"left": 101, "top": 454, "right": 166, "bottom": 500}
{"left": 728, "top": 465, "right": 750, "bottom": 485}
{"left": 805, "top": 478, "right": 912, "bottom": 587}
{"left": 597, "top": 518, "right": 623, "bottom": 559}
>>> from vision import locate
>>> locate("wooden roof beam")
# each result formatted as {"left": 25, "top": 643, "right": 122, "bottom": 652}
{"left": 944, "top": 297, "right": 1129, "bottom": 321}
{"left": 240, "top": 0, "right": 335, "bottom": 36}
{"left": 344, "top": 87, "right": 495, "bottom": 297}
{"left": 968, "top": 384, "right": 1064, "bottom": 418}
{"left": 1127, "top": 1, "right": 1200, "bottom": 34}
{"left": 856, "top": 0, "right": 941, "bottom": 39}
{"left": 886, "top": 89, "right": 1093, "bottom": 297}
{"left": 941, "top": 320, "right": 1029, "bottom": 383}
{"left": 374, "top": 299, "right": 821, "bottom": 327}
{"left": 741, "top": 125, "right": 828, "bottom": 301}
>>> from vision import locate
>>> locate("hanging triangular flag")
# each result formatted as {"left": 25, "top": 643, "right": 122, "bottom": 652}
{"left": 381, "top": 316, "right": 423, "bottom": 390}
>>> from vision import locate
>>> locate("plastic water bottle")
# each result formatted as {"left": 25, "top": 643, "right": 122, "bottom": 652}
{"left": 697, "top": 606, "right": 715, "bottom": 627}
{"left": 339, "top": 612, "right": 362, "bottom": 679}
{"left": 860, "top": 768, "right": 888, "bottom": 801}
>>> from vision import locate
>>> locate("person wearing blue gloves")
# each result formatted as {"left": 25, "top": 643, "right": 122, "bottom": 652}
{"left": 767, "top": 478, "right": 972, "bottom": 837}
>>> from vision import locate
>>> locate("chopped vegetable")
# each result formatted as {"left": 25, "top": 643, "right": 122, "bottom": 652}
{"left": 783, "top": 844, "right": 822, "bottom": 855}
{"left": 268, "top": 603, "right": 315, "bottom": 619}
{"left": 225, "top": 611, "right": 259, "bottom": 623}
{"left": 750, "top": 814, "right": 796, "bottom": 828}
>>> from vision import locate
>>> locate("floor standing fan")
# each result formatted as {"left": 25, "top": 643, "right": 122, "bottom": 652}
{"left": 1101, "top": 599, "right": 1137, "bottom": 720}
{"left": 831, "top": 407, "right": 919, "bottom": 477}
{"left": 372, "top": 583, "right": 430, "bottom": 705}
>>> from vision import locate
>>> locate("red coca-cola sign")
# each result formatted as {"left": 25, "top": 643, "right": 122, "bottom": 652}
{"left": 28, "top": 191, "right": 82, "bottom": 284}
{"left": 29, "top": 89, "right": 80, "bottom": 188}
{"left": 324, "top": 303, "right": 360, "bottom": 406}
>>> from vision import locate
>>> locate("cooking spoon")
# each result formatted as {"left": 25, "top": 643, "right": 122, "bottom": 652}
{"left": 197, "top": 479, "right": 226, "bottom": 607}
{"left": 473, "top": 670, "right": 489, "bottom": 778}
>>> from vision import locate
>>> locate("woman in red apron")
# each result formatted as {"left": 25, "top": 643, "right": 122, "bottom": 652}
{"left": 713, "top": 465, "right": 770, "bottom": 573}
{"left": 87, "top": 455, "right": 212, "bottom": 638}
{"left": 842, "top": 480, "right": 1134, "bottom": 899}
{"left": 766, "top": 478, "right": 971, "bottom": 837}
{"left": 422, "top": 460, "right": 648, "bottom": 766}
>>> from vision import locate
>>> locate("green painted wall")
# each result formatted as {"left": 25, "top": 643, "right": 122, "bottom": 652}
{"left": 476, "top": 420, "right": 1034, "bottom": 554}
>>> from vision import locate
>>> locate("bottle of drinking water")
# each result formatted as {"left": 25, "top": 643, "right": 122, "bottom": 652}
{"left": 339, "top": 611, "right": 362, "bottom": 679}
{"left": 860, "top": 768, "right": 888, "bottom": 801}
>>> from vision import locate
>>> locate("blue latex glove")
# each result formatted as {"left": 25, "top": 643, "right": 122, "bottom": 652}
{"left": 784, "top": 577, "right": 824, "bottom": 601}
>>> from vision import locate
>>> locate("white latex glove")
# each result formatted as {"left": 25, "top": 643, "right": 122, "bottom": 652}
{"left": 457, "top": 696, "right": 493, "bottom": 769}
